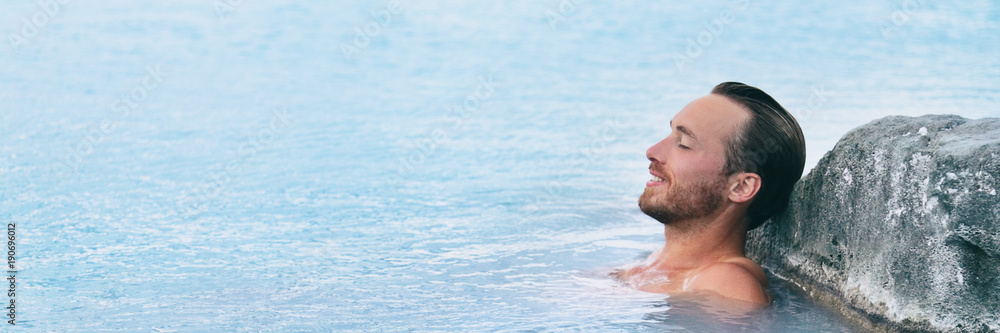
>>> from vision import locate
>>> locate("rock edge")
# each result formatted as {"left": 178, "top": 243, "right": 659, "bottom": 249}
{"left": 748, "top": 114, "right": 1000, "bottom": 333}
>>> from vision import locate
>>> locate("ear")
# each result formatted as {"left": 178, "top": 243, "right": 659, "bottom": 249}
{"left": 727, "top": 172, "right": 761, "bottom": 203}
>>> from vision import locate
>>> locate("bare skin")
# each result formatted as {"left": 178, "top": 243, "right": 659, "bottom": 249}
{"left": 615, "top": 94, "right": 770, "bottom": 306}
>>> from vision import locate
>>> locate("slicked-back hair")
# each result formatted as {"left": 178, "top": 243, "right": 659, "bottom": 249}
{"left": 711, "top": 82, "right": 806, "bottom": 230}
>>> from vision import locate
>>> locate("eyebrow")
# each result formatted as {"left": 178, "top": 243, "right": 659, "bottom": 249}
{"left": 669, "top": 121, "right": 699, "bottom": 142}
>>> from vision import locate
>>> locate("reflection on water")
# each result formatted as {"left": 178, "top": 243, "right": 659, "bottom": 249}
{"left": 638, "top": 273, "right": 854, "bottom": 332}
{"left": 560, "top": 262, "right": 853, "bottom": 332}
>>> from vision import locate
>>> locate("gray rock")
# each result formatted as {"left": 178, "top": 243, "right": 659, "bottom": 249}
{"left": 748, "top": 115, "right": 1000, "bottom": 332}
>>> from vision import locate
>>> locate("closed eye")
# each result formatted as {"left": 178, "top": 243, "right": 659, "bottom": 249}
{"left": 676, "top": 137, "right": 690, "bottom": 150}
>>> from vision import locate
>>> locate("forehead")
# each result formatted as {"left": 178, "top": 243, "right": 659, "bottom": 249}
{"left": 672, "top": 94, "right": 748, "bottom": 145}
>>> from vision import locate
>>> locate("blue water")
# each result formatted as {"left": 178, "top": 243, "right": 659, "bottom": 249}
{"left": 2, "top": 0, "right": 998, "bottom": 331}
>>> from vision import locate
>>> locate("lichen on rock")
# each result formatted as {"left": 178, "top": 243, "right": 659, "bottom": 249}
{"left": 748, "top": 114, "right": 1000, "bottom": 332}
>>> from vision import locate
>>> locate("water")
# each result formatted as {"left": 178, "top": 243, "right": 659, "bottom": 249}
{"left": 2, "top": 0, "right": 997, "bottom": 331}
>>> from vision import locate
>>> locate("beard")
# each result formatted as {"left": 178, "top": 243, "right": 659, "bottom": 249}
{"left": 638, "top": 167, "right": 728, "bottom": 226}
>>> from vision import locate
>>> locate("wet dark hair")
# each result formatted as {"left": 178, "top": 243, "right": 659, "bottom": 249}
{"left": 711, "top": 82, "right": 806, "bottom": 230}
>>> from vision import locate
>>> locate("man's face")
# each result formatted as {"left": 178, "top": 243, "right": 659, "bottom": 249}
{"left": 639, "top": 94, "right": 749, "bottom": 225}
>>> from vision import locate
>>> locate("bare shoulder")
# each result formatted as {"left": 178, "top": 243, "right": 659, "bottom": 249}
{"left": 721, "top": 257, "right": 768, "bottom": 287}
{"left": 685, "top": 259, "right": 770, "bottom": 305}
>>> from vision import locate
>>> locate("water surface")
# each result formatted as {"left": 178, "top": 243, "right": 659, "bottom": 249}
{"left": 1, "top": 0, "right": 997, "bottom": 331}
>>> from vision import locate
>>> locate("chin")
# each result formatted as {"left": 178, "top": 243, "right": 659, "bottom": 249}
{"left": 638, "top": 189, "right": 655, "bottom": 211}
{"left": 638, "top": 192, "right": 670, "bottom": 224}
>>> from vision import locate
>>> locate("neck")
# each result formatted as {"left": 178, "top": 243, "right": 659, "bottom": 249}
{"left": 650, "top": 206, "right": 748, "bottom": 271}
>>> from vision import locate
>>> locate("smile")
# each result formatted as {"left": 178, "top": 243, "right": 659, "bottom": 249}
{"left": 646, "top": 172, "right": 668, "bottom": 187}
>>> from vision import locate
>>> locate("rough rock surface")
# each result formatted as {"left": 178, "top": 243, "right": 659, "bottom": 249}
{"left": 748, "top": 115, "right": 1000, "bottom": 332}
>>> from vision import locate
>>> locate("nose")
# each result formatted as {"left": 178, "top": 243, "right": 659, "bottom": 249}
{"left": 646, "top": 137, "right": 669, "bottom": 164}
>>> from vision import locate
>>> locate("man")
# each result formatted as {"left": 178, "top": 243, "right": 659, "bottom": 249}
{"left": 614, "top": 82, "right": 806, "bottom": 306}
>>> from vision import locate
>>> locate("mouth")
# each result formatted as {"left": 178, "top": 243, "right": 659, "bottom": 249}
{"left": 646, "top": 169, "right": 668, "bottom": 187}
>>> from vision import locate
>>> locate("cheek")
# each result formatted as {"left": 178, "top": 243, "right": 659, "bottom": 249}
{"left": 680, "top": 154, "right": 725, "bottom": 177}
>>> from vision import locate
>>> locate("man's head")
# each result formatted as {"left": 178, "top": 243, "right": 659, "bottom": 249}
{"left": 639, "top": 82, "right": 805, "bottom": 231}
